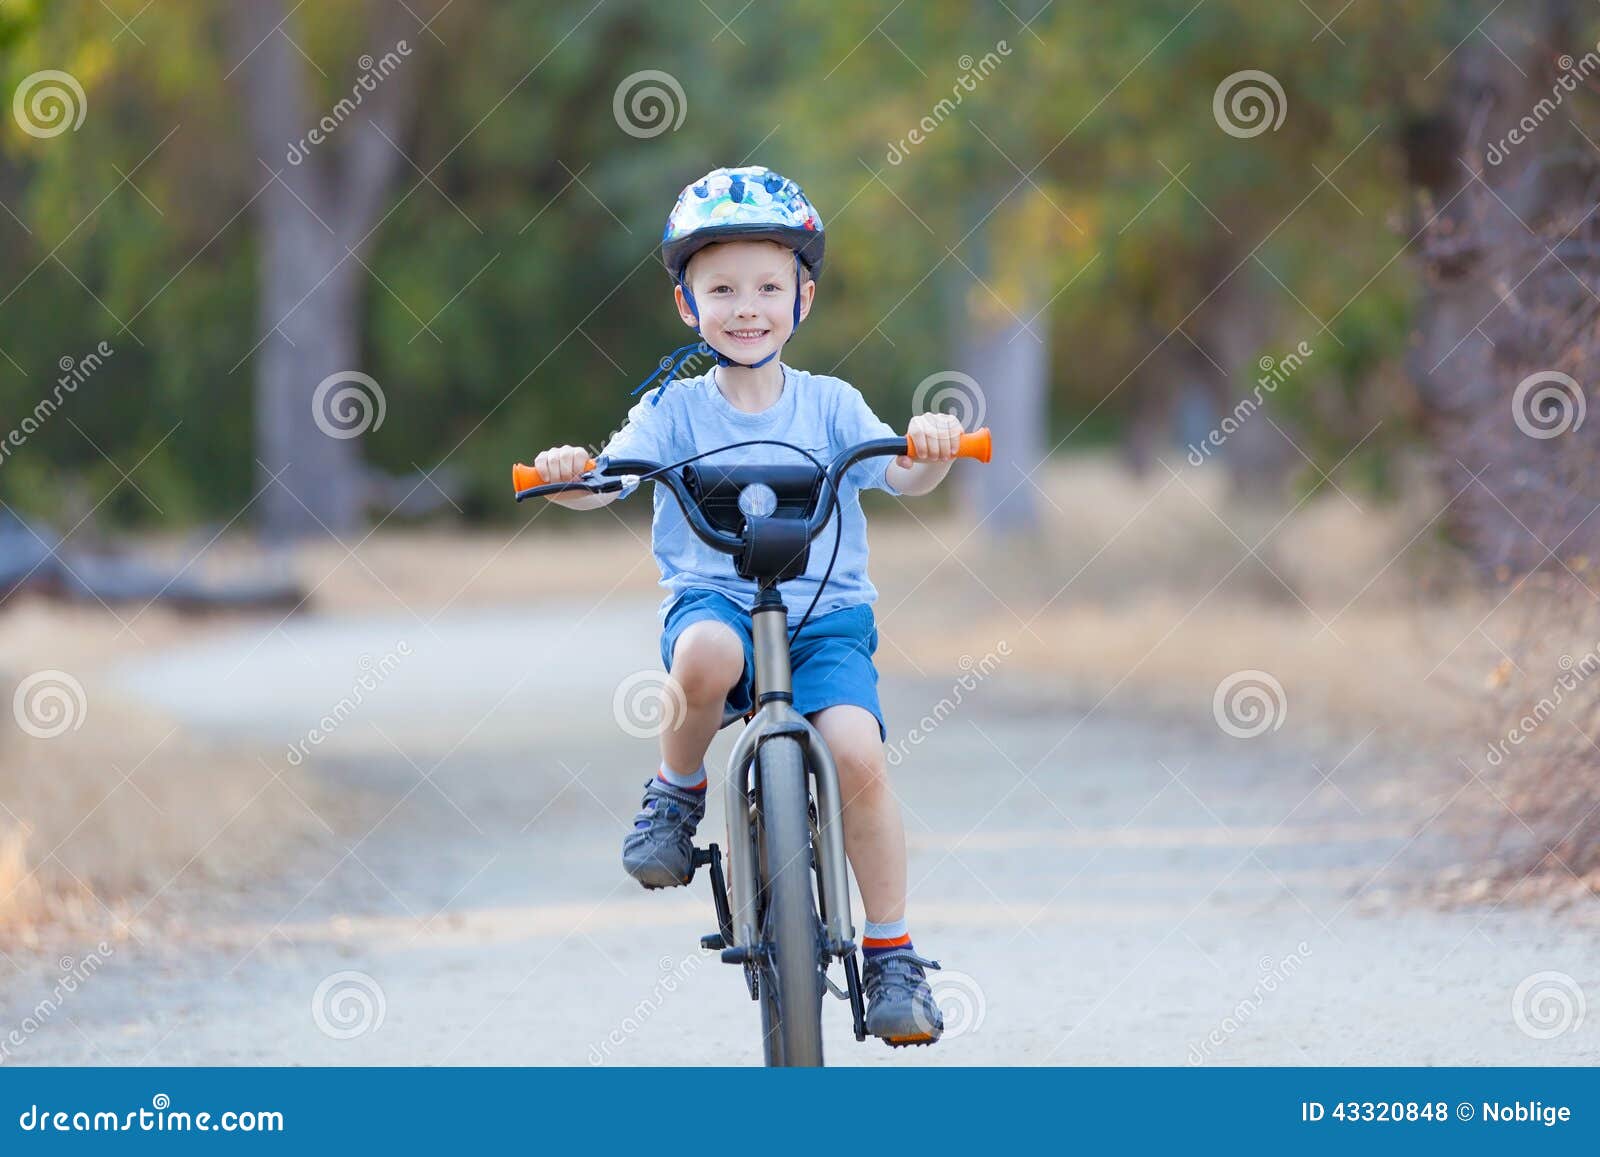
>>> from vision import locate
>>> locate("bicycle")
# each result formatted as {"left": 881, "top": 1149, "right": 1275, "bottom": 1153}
{"left": 512, "top": 426, "right": 991, "bottom": 1066}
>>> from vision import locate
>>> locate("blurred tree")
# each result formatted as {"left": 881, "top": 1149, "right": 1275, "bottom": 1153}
{"left": 771, "top": 0, "right": 1439, "bottom": 518}
{"left": 0, "top": 0, "right": 1468, "bottom": 534}
{"left": 1406, "top": 0, "right": 1600, "bottom": 573}
{"left": 1402, "top": 0, "right": 1600, "bottom": 880}
{"left": 229, "top": 0, "right": 422, "bottom": 538}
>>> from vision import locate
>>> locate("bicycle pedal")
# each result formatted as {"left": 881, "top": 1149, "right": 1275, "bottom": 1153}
{"left": 700, "top": 933, "right": 726, "bottom": 951}
{"left": 638, "top": 876, "right": 691, "bottom": 890}
{"left": 720, "top": 943, "right": 765, "bottom": 965}
{"left": 883, "top": 1033, "right": 938, "bottom": 1048}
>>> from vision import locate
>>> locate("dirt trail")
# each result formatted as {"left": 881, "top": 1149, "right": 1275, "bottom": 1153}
{"left": 3, "top": 598, "right": 1595, "bottom": 1066}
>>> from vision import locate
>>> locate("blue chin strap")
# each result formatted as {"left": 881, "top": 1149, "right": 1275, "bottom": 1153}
{"left": 632, "top": 254, "right": 805, "bottom": 406}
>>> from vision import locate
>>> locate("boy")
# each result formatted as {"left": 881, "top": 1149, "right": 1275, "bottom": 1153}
{"left": 531, "top": 166, "right": 964, "bottom": 1046}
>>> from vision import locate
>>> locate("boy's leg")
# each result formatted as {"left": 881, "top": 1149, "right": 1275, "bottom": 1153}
{"left": 621, "top": 618, "right": 745, "bottom": 889}
{"left": 809, "top": 702, "right": 943, "bottom": 1045}
{"left": 661, "top": 620, "right": 744, "bottom": 774}
{"left": 806, "top": 704, "right": 906, "bottom": 925}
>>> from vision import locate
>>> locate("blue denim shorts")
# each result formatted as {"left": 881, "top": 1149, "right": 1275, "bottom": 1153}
{"left": 659, "top": 588, "right": 886, "bottom": 741}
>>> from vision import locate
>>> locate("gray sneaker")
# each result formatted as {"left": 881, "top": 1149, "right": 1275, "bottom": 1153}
{"left": 621, "top": 778, "right": 706, "bottom": 889}
{"left": 862, "top": 948, "right": 944, "bottom": 1046}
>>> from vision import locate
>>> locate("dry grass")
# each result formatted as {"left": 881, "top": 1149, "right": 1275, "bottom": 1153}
{"left": 0, "top": 696, "right": 321, "bottom": 945}
{"left": 0, "top": 603, "right": 324, "bottom": 945}
{"left": 875, "top": 454, "right": 1488, "bottom": 744}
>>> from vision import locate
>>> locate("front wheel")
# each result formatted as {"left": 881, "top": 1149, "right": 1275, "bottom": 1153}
{"left": 754, "top": 735, "right": 825, "bottom": 1066}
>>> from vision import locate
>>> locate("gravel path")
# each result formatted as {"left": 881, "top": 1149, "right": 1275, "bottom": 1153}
{"left": 4, "top": 599, "right": 1596, "bottom": 1066}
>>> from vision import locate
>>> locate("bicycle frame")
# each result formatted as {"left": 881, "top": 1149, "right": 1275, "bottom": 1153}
{"left": 721, "top": 585, "right": 854, "bottom": 959}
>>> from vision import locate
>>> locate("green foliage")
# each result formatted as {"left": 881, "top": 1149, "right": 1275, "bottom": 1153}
{"left": 0, "top": 0, "right": 1473, "bottom": 526}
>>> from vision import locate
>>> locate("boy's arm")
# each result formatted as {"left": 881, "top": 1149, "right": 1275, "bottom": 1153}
{"left": 884, "top": 412, "right": 964, "bottom": 496}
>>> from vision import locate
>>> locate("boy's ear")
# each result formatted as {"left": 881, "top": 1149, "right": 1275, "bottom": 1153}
{"left": 797, "top": 277, "right": 816, "bottom": 325}
{"left": 673, "top": 283, "right": 699, "bottom": 329}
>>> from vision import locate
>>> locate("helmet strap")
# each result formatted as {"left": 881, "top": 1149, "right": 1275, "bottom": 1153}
{"left": 631, "top": 339, "right": 711, "bottom": 405}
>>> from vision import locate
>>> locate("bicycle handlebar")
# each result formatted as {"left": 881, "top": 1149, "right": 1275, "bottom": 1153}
{"left": 511, "top": 429, "right": 987, "bottom": 493}
{"left": 511, "top": 427, "right": 992, "bottom": 558}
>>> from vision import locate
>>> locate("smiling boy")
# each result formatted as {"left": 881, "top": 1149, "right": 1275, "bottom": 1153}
{"left": 531, "top": 166, "right": 963, "bottom": 1046}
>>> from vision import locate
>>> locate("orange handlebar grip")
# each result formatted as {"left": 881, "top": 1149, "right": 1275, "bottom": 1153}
{"left": 512, "top": 458, "right": 596, "bottom": 492}
{"left": 903, "top": 427, "right": 992, "bottom": 463}
{"left": 959, "top": 428, "right": 992, "bottom": 462}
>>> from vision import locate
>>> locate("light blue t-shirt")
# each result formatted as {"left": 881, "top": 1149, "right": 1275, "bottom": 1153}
{"left": 599, "top": 364, "right": 902, "bottom": 624}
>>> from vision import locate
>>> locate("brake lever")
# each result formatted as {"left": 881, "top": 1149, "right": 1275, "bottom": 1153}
{"left": 514, "top": 473, "right": 639, "bottom": 503}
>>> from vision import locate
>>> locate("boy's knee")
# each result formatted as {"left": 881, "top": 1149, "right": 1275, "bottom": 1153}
{"left": 814, "top": 709, "right": 889, "bottom": 794}
{"left": 834, "top": 739, "right": 888, "bottom": 790}
{"left": 670, "top": 621, "right": 744, "bottom": 703}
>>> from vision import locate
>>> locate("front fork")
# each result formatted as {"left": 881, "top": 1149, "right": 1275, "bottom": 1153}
{"left": 699, "top": 704, "right": 865, "bottom": 1039}
{"left": 692, "top": 592, "right": 866, "bottom": 1038}
{"left": 721, "top": 705, "right": 852, "bottom": 954}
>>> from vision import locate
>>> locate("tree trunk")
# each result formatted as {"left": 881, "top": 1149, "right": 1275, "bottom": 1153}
{"left": 230, "top": 0, "right": 418, "bottom": 539}
{"left": 955, "top": 317, "right": 1047, "bottom": 532}
{"left": 951, "top": 194, "right": 1044, "bottom": 534}
{"left": 1407, "top": 0, "right": 1596, "bottom": 572}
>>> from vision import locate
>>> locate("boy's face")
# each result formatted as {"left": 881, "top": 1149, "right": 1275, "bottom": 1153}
{"left": 675, "top": 240, "right": 814, "bottom": 366}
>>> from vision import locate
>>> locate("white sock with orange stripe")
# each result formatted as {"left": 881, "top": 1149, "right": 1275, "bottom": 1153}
{"left": 657, "top": 761, "right": 707, "bottom": 792}
{"left": 862, "top": 917, "right": 912, "bottom": 959}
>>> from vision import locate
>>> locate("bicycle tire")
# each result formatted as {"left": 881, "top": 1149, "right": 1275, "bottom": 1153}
{"left": 754, "top": 735, "right": 825, "bottom": 1067}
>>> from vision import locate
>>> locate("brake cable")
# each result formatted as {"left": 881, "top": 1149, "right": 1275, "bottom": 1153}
{"left": 610, "top": 438, "right": 847, "bottom": 643}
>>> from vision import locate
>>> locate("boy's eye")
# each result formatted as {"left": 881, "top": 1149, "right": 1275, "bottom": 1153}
{"left": 762, "top": 283, "right": 782, "bottom": 292}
